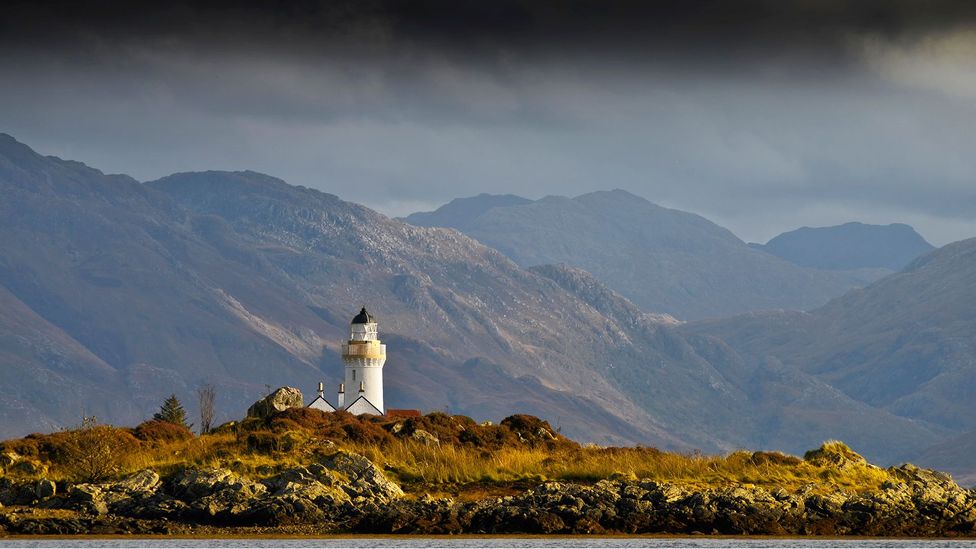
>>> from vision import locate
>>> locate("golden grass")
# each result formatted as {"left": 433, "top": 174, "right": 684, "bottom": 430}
{"left": 347, "top": 441, "right": 891, "bottom": 493}
{"left": 0, "top": 412, "right": 893, "bottom": 494}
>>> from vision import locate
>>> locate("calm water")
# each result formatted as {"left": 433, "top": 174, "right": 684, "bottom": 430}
{"left": 2, "top": 539, "right": 976, "bottom": 548}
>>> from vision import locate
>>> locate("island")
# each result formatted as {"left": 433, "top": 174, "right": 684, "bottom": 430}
{"left": 1, "top": 401, "right": 974, "bottom": 537}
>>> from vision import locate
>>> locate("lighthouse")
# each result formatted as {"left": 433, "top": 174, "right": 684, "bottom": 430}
{"left": 340, "top": 307, "right": 385, "bottom": 415}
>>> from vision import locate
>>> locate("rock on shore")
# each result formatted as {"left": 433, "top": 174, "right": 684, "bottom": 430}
{"left": 1, "top": 452, "right": 975, "bottom": 536}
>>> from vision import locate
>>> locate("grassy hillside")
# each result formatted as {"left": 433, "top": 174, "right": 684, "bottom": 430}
{"left": 0, "top": 410, "right": 893, "bottom": 497}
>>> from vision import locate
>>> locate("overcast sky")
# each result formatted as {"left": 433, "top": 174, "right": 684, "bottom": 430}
{"left": 2, "top": 0, "right": 976, "bottom": 245}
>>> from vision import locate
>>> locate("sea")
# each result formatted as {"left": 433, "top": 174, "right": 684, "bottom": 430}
{"left": 1, "top": 539, "right": 976, "bottom": 549}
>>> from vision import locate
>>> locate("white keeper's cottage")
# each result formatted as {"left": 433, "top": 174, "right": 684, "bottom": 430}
{"left": 307, "top": 307, "right": 386, "bottom": 416}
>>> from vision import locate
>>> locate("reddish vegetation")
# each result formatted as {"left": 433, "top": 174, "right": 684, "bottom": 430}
{"left": 0, "top": 421, "right": 192, "bottom": 465}
{"left": 255, "top": 408, "right": 577, "bottom": 451}
{"left": 265, "top": 409, "right": 394, "bottom": 445}
{"left": 0, "top": 428, "right": 140, "bottom": 466}
{"left": 132, "top": 420, "right": 194, "bottom": 443}
{"left": 386, "top": 409, "right": 421, "bottom": 418}
{"left": 1, "top": 431, "right": 76, "bottom": 461}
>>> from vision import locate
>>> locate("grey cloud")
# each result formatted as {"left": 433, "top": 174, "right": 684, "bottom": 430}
{"left": 1, "top": 0, "right": 975, "bottom": 246}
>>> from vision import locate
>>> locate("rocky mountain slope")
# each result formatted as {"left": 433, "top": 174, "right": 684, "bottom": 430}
{"left": 0, "top": 134, "right": 750, "bottom": 452}
{"left": 0, "top": 135, "right": 682, "bottom": 446}
{"left": 403, "top": 193, "right": 531, "bottom": 229}
{"left": 0, "top": 133, "right": 959, "bottom": 466}
{"left": 149, "top": 171, "right": 911, "bottom": 457}
{"left": 916, "top": 430, "right": 976, "bottom": 487}
{"left": 403, "top": 191, "right": 875, "bottom": 320}
{"left": 912, "top": 431, "right": 976, "bottom": 486}
{"left": 685, "top": 239, "right": 976, "bottom": 474}
{"left": 752, "top": 222, "right": 934, "bottom": 272}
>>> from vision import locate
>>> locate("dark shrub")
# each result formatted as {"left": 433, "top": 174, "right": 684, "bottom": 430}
{"left": 267, "top": 408, "right": 395, "bottom": 445}
{"left": 268, "top": 407, "right": 334, "bottom": 432}
{"left": 457, "top": 422, "right": 520, "bottom": 450}
{"left": 500, "top": 414, "right": 576, "bottom": 449}
{"left": 51, "top": 425, "right": 139, "bottom": 482}
{"left": 393, "top": 412, "right": 475, "bottom": 445}
{"left": 340, "top": 417, "right": 394, "bottom": 445}
{"left": 246, "top": 431, "right": 280, "bottom": 454}
{"left": 750, "top": 451, "right": 802, "bottom": 467}
{"left": 132, "top": 419, "right": 194, "bottom": 443}
{"left": 0, "top": 435, "right": 44, "bottom": 458}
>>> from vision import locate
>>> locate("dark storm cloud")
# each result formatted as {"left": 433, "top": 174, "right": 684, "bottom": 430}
{"left": 6, "top": 0, "right": 976, "bottom": 69}
{"left": 2, "top": 1, "right": 976, "bottom": 244}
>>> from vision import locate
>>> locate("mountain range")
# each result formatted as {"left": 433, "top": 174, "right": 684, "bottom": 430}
{"left": 0, "top": 134, "right": 737, "bottom": 450}
{"left": 751, "top": 221, "right": 934, "bottom": 272}
{"left": 403, "top": 192, "right": 889, "bottom": 320}
{"left": 683, "top": 238, "right": 976, "bottom": 479}
{"left": 1, "top": 133, "right": 973, "bottom": 479}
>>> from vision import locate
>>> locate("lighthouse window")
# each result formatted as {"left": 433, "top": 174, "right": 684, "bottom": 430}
{"left": 352, "top": 370, "right": 356, "bottom": 381}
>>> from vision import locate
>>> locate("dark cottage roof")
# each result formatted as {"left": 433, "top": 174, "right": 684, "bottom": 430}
{"left": 351, "top": 307, "right": 375, "bottom": 324}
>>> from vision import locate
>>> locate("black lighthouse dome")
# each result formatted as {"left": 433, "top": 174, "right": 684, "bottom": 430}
{"left": 351, "top": 307, "right": 375, "bottom": 324}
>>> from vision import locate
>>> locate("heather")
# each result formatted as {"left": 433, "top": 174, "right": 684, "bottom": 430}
{"left": 1, "top": 410, "right": 890, "bottom": 495}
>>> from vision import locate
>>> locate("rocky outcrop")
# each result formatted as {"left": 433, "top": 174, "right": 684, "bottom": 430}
{"left": 59, "top": 469, "right": 173, "bottom": 517}
{"left": 246, "top": 387, "right": 304, "bottom": 419}
{"left": 1, "top": 450, "right": 402, "bottom": 532}
{"left": 2, "top": 455, "right": 975, "bottom": 536}
{"left": 411, "top": 429, "right": 439, "bottom": 446}
{"left": 359, "top": 469, "right": 976, "bottom": 536}
{"left": 319, "top": 451, "right": 404, "bottom": 504}
{"left": 246, "top": 464, "right": 351, "bottom": 525}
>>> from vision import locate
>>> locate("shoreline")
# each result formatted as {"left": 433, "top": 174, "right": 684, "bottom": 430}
{"left": 4, "top": 533, "right": 976, "bottom": 540}
{"left": 3, "top": 427, "right": 975, "bottom": 538}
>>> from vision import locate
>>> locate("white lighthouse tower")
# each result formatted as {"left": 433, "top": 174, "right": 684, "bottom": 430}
{"left": 340, "top": 307, "right": 385, "bottom": 415}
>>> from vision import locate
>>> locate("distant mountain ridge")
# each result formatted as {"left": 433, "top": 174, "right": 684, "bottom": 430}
{"left": 752, "top": 222, "right": 934, "bottom": 271}
{"left": 685, "top": 237, "right": 976, "bottom": 478}
{"left": 404, "top": 191, "right": 879, "bottom": 320}
{"left": 0, "top": 133, "right": 966, "bottom": 471}
{"left": 404, "top": 193, "right": 531, "bottom": 229}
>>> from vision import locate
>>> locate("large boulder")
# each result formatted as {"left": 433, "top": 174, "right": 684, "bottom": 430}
{"left": 113, "top": 469, "right": 163, "bottom": 494}
{"left": 6, "top": 459, "right": 47, "bottom": 477}
{"left": 64, "top": 484, "right": 110, "bottom": 515}
{"left": 246, "top": 387, "right": 304, "bottom": 419}
{"left": 0, "top": 452, "right": 20, "bottom": 467}
{"left": 242, "top": 465, "right": 353, "bottom": 525}
{"left": 0, "top": 477, "right": 37, "bottom": 506}
{"left": 411, "top": 429, "right": 439, "bottom": 446}
{"left": 108, "top": 470, "right": 185, "bottom": 520}
{"left": 320, "top": 451, "right": 404, "bottom": 504}
{"left": 59, "top": 469, "right": 166, "bottom": 516}
{"left": 34, "top": 479, "right": 56, "bottom": 500}
{"left": 170, "top": 467, "right": 267, "bottom": 521}
{"left": 263, "top": 465, "right": 350, "bottom": 507}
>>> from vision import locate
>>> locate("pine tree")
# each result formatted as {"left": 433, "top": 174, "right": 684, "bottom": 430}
{"left": 153, "top": 394, "right": 192, "bottom": 429}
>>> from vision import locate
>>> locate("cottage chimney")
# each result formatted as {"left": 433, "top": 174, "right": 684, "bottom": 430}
{"left": 317, "top": 381, "right": 324, "bottom": 398}
{"left": 359, "top": 381, "right": 365, "bottom": 393}
{"left": 338, "top": 383, "right": 345, "bottom": 408}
